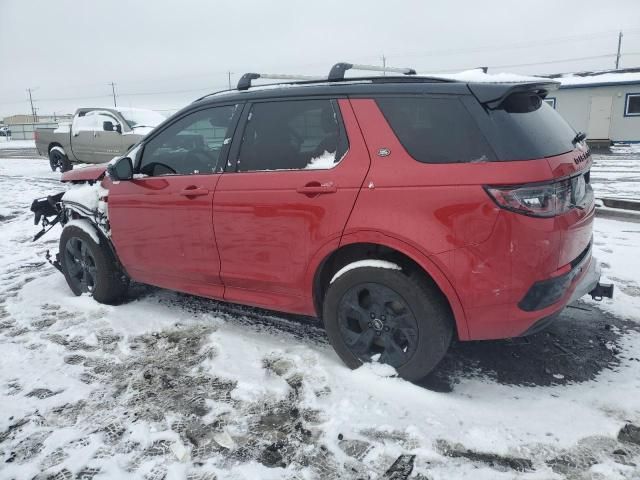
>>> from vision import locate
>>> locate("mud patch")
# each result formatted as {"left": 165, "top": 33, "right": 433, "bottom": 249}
{"left": 420, "top": 302, "right": 639, "bottom": 392}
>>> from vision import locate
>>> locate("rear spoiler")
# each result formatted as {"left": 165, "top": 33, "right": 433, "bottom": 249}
{"left": 467, "top": 81, "right": 560, "bottom": 109}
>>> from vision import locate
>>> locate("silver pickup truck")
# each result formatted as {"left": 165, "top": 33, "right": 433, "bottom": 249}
{"left": 35, "top": 107, "right": 166, "bottom": 171}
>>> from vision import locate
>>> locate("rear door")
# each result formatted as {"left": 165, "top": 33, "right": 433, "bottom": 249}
{"left": 108, "top": 103, "right": 241, "bottom": 298}
{"left": 213, "top": 98, "right": 370, "bottom": 312}
{"left": 587, "top": 96, "right": 613, "bottom": 140}
{"left": 70, "top": 112, "right": 97, "bottom": 162}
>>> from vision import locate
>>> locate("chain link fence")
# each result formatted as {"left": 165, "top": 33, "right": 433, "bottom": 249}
{"left": 1, "top": 122, "right": 58, "bottom": 140}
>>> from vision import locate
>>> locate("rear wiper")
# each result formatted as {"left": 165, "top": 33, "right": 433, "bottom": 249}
{"left": 572, "top": 131, "right": 587, "bottom": 145}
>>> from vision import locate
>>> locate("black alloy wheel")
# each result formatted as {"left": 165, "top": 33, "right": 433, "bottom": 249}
{"left": 63, "top": 236, "right": 98, "bottom": 294}
{"left": 337, "top": 282, "right": 419, "bottom": 368}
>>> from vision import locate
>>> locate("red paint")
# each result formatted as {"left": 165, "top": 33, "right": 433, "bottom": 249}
{"left": 103, "top": 97, "right": 594, "bottom": 340}
{"left": 213, "top": 99, "right": 370, "bottom": 313}
{"left": 61, "top": 164, "right": 107, "bottom": 183}
{"left": 106, "top": 175, "right": 224, "bottom": 299}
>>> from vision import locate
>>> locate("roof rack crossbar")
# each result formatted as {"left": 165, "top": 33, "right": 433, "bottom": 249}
{"left": 237, "top": 73, "right": 325, "bottom": 91}
{"left": 328, "top": 62, "right": 416, "bottom": 81}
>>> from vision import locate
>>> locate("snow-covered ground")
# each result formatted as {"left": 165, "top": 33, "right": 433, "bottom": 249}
{"left": 0, "top": 155, "right": 639, "bottom": 479}
{"left": 591, "top": 145, "right": 640, "bottom": 200}
{"left": 0, "top": 139, "right": 36, "bottom": 150}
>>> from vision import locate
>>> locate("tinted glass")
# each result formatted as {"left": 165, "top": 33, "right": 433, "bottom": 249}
{"left": 94, "top": 111, "right": 121, "bottom": 130}
{"left": 376, "top": 96, "right": 495, "bottom": 164}
{"left": 486, "top": 98, "right": 576, "bottom": 159}
{"left": 236, "top": 99, "right": 347, "bottom": 172}
{"left": 627, "top": 94, "right": 640, "bottom": 115}
{"left": 139, "top": 105, "right": 237, "bottom": 176}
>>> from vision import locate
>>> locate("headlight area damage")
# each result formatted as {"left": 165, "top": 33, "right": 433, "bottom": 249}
{"left": 30, "top": 168, "right": 110, "bottom": 273}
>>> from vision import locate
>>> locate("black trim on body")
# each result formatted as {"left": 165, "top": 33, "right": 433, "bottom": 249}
{"left": 518, "top": 241, "right": 592, "bottom": 312}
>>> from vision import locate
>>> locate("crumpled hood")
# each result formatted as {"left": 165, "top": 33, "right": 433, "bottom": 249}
{"left": 61, "top": 164, "right": 107, "bottom": 183}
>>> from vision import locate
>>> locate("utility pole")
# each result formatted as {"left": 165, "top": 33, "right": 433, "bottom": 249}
{"left": 382, "top": 55, "right": 387, "bottom": 76}
{"left": 26, "top": 88, "right": 36, "bottom": 122}
{"left": 109, "top": 82, "right": 117, "bottom": 107}
{"left": 615, "top": 31, "right": 623, "bottom": 70}
{"left": 227, "top": 71, "right": 232, "bottom": 89}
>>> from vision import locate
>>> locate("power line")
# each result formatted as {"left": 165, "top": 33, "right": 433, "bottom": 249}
{"left": 372, "top": 28, "right": 640, "bottom": 62}
{"left": 485, "top": 53, "right": 618, "bottom": 70}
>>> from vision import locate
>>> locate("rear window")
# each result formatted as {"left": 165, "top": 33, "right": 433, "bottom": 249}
{"left": 376, "top": 96, "right": 496, "bottom": 164}
{"left": 486, "top": 94, "right": 577, "bottom": 160}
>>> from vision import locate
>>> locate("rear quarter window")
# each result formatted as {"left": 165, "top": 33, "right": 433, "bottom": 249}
{"left": 375, "top": 96, "right": 496, "bottom": 164}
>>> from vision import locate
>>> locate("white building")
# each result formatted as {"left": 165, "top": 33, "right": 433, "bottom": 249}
{"left": 543, "top": 68, "right": 640, "bottom": 145}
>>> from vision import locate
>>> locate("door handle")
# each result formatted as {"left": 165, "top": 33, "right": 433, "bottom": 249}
{"left": 179, "top": 186, "right": 209, "bottom": 197}
{"left": 296, "top": 181, "right": 337, "bottom": 196}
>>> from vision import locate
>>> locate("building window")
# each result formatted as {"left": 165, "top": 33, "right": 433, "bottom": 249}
{"left": 625, "top": 93, "right": 640, "bottom": 116}
{"left": 544, "top": 97, "right": 556, "bottom": 109}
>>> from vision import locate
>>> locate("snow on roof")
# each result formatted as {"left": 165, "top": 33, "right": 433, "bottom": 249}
{"left": 114, "top": 106, "right": 157, "bottom": 112}
{"left": 421, "top": 69, "right": 549, "bottom": 84}
{"left": 549, "top": 69, "right": 640, "bottom": 88}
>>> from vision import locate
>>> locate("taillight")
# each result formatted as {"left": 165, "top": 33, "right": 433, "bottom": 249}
{"left": 485, "top": 179, "right": 572, "bottom": 218}
{"left": 34, "top": 131, "right": 39, "bottom": 141}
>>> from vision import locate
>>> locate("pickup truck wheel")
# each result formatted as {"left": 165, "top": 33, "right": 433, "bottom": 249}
{"left": 49, "top": 149, "right": 72, "bottom": 173}
{"left": 60, "top": 225, "right": 128, "bottom": 304}
{"left": 322, "top": 266, "right": 453, "bottom": 381}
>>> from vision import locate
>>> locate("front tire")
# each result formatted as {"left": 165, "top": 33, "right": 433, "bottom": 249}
{"left": 323, "top": 266, "right": 453, "bottom": 381}
{"left": 60, "top": 225, "right": 128, "bottom": 304}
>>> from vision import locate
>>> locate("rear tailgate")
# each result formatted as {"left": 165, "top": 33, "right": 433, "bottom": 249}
{"left": 547, "top": 146, "right": 595, "bottom": 268}
{"left": 468, "top": 81, "right": 596, "bottom": 270}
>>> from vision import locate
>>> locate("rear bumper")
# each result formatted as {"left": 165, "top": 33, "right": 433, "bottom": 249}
{"left": 567, "top": 255, "right": 601, "bottom": 304}
{"left": 519, "top": 255, "right": 612, "bottom": 336}
{"left": 519, "top": 242, "right": 593, "bottom": 312}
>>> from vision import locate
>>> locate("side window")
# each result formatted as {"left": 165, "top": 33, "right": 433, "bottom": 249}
{"left": 376, "top": 96, "right": 496, "bottom": 164}
{"left": 236, "top": 99, "right": 347, "bottom": 172}
{"left": 72, "top": 112, "right": 97, "bottom": 135}
{"left": 625, "top": 93, "right": 640, "bottom": 116}
{"left": 93, "top": 111, "right": 121, "bottom": 131}
{"left": 139, "top": 105, "right": 237, "bottom": 176}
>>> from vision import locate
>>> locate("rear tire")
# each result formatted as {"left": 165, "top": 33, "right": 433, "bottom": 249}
{"left": 60, "top": 225, "right": 128, "bottom": 304}
{"left": 322, "top": 266, "right": 453, "bottom": 381}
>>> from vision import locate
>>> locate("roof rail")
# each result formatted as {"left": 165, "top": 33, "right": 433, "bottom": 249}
{"left": 328, "top": 62, "right": 416, "bottom": 81}
{"left": 237, "top": 73, "right": 324, "bottom": 91}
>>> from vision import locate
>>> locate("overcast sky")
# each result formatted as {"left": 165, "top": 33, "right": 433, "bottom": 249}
{"left": 1, "top": 0, "right": 640, "bottom": 118}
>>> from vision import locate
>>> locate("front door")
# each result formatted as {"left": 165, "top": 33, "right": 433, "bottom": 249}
{"left": 91, "top": 110, "right": 125, "bottom": 163}
{"left": 213, "top": 98, "right": 370, "bottom": 313}
{"left": 108, "top": 104, "right": 241, "bottom": 298}
{"left": 587, "top": 96, "right": 613, "bottom": 140}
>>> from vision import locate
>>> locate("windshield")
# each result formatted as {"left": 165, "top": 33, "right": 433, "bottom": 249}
{"left": 119, "top": 109, "right": 166, "bottom": 129}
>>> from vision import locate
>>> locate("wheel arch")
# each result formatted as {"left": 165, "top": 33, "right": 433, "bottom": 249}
{"left": 61, "top": 211, "right": 129, "bottom": 280}
{"left": 312, "top": 232, "right": 469, "bottom": 340}
{"left": 48, "top": 142, "right": 65, "bottom": 154}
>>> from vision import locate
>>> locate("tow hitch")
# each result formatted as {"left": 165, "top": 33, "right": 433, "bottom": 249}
{"left": 589, "top": 282, "right": 614, "bottom": 301}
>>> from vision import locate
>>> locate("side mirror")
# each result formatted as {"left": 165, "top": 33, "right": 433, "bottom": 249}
{"left": 107, "top": 156, "right": 133, "bottom": 181}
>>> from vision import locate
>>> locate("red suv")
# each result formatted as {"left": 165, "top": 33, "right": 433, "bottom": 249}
{"left": 32, "top": 63, "right": 613, "bottom": 380}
